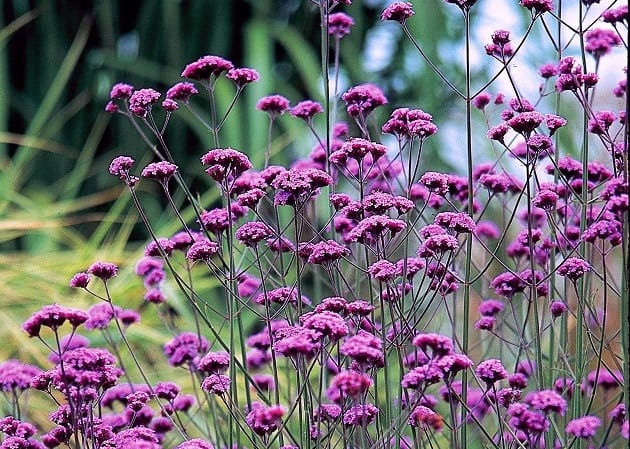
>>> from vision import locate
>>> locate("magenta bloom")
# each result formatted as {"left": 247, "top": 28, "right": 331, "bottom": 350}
{"left": 328, "top": 12, "right": 354, "bottom": 38}
{"left": 301, "top": 311, "right": 349, "bottom": 340}
{"left": 200, "top": 148, "right": 252, "bottom": 182}
{"left": 434, "top": 212, "right": 476, "bottom": 233}
{"left": 556, "top": 257, "right": 591, "bottom": 281}
{"left": 290, "top": 100, "right": 323, "bottom": 121}
{"left": 602, "top": 5, "right": 628, "bottom": 24}
{"left": 566, "top": 416, "right": 601, "bottom": 438}
{"left": 381, "top": 2, "right": 415, "bottom": 23}
{"left": 528, "top": 389, "right": 567, "bottom": 415}
{"left": 141, "top": 161, "right": 178, "bottom": 183}
{"left": 330, "top": 370, "right": 373, "bottom": 397}
{"left": 166, "top": 82, "right": 198, "bottom": 102}
{"left": 256, "top": 94, "right": 290, "bottom": 115}
{"left": 235, "top": 221, "right": 274, "bottom": 247}
{"left": 88, "top": 261, "right": 118, "bottom": 280}
{"left": 342, "top": 403, "right": 379, "bottom": 426}
{"left": 109, "top": 155, "right": 135, "bottom": 178}
{"left": 348, "top": 215, "right": 406, "bottom": 244}
{"left": 476, "top": 359, "right": 508, "bottom": 384}
{"left": 341, "top": 331, "right": 384, "bottom": 368}
{"left": 0, "top": 360, "right": 42, "bottom": 392}
{"left": 409, "top": 406, "right": 443, "bottom": 431}
{"left": 110, "top": 82, "right": 134, "bottom": 100}
{"left": 174, "top": 439, "right": 215, "bottom": 449}
{"left": 342, "top": 83, "right": 387, "bottom": 118}
{"left": 520, "top": 0, "right": 554, "bottom": 13}
{"left": 163, "top": 332, "right": 210, "bottom": 367}
{"left": 303, "top": 239, "right": 350, "bottom": 265}
{"left": 181, "top": 55, "right": 234, "bottom": 80}
{"left": 185, "top": 240, "right": 220, "bottom": 262}
{"left": 69, "top": 272, "right": 90, "bottom": 288}
{"left": 201, "top": 374, "right": 231, "bottom": 395}
{"left": 585, "top": 28, "right": 622, "bottom": 58}
{"left": 245, "top": 402, "right": 285, "bottom": 435}
{"left": 226, "top": 67, "right": 260, "bottom": 87}
{"left": 128, "top": 88, "right": 161, "bottom": 117}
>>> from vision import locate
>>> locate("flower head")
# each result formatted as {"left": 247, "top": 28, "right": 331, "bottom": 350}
{"left": 128, "top": 88, "right": 161, "bottom": 117}
{"left": 226, "top": 67, "right": 260, "bottom": 87}
{"left": 328, "top": 13, "right": 354, "bottom": 38}
{"left": 166, "top": 82, "right": 198, "bottom": 102}
{"left": 342, "top": 84, "right": 388, "bottom": 119}
{"left": 566, "top": 416, "right": 601, "bottom": 438}
{"left": 181, "top": 55, "right": 234, "bottom": 80}
{"left": 256, "top": 94, "right": 291, "bottom": 115}
{"left": 141, "top": 161, "right": 178, "bottom": 183}
{"left": 201, "top": 148, "right": 253, "bottom": 182}
{"left": 290, "top": 100, "right": 323, "bottom": 121}
{"left": 381, "top": 2, "right": 415, "bottom": 23}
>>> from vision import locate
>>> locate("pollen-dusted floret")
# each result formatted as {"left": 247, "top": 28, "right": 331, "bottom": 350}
{"left": 381, "top": 2, "right": 415, "bottom": 23}
{"left": 181, "top": 55, "right": 234, "bottom": 80}
{"left": 200, "top": 148, "right": 253, "bottom": 182}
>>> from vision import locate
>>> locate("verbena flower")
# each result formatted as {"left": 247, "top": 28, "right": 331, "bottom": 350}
{"left": 520, "top": 0, "right": 554, "bottom": 14}
{"left": 556, "top": 257, "right": 592, "bottom": 280}
{"left": 565, "top": 415, "right": 601, "bottom": 438}
{"left": 328, "top": 12, "right": 354, "bottom": 38}
{"left": 342, "top": 403, "right": 379, "bottom": 426}
{"left": 256, "top": 94, "right": 290, "bottom": 115}
{"left": 141, "top": 161, "right": 178, "bottom": 183}
{"left": 245, "top": 402, "right": 285, "bottom": 435}
{"left": 408, "top": 406, "right": 443, "bottom": 431}
{"left": 226, "top": 67, "right": 260, "bottom": 87}
{"left": 174, "top": 439, "right": 215, "bottom": 449}
{"left": 88, "top": 261, "right": 119, "bottom": 280}
{"left": 166, "top": 82, "right": 198, "bottom": 102}
{"left": 235, "top": 221, "right": 274, "bottom": 247}
{"left": 181, "top": 55, "right": 234, "bottom": 80}
{"left": 290, "top": 100, "right": 323, "bottom": 121}
{"left": 342, "top": 83, "right": 388, "bottom": 119}
{"left": 201, "top": 148, "right": 253, "bottom": 183}
{"left": 185, "top": 239, "right": 220, "bottom": 262}
{"left": 381, "top": 2, "right": 415, "bottom": 23}
{"left": 163, "top": 332, "right": 210, "bottom": 367}
{"left": 476, "top": 358, "right": 508, "bottom": 384}
{"left": 110, "top": 82, "right": 134, "bottom": 100}
{"left": 128, "top": 88, "right": 161, "bottom": 117}
{"left": 585, "top": 28, "right": 622, "bottom": 58}
{"left": 201, "top": 374, "right": 231, "bottom": 395}
{"left": 329, "top": 370, "right": 373, "bottom": 397}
